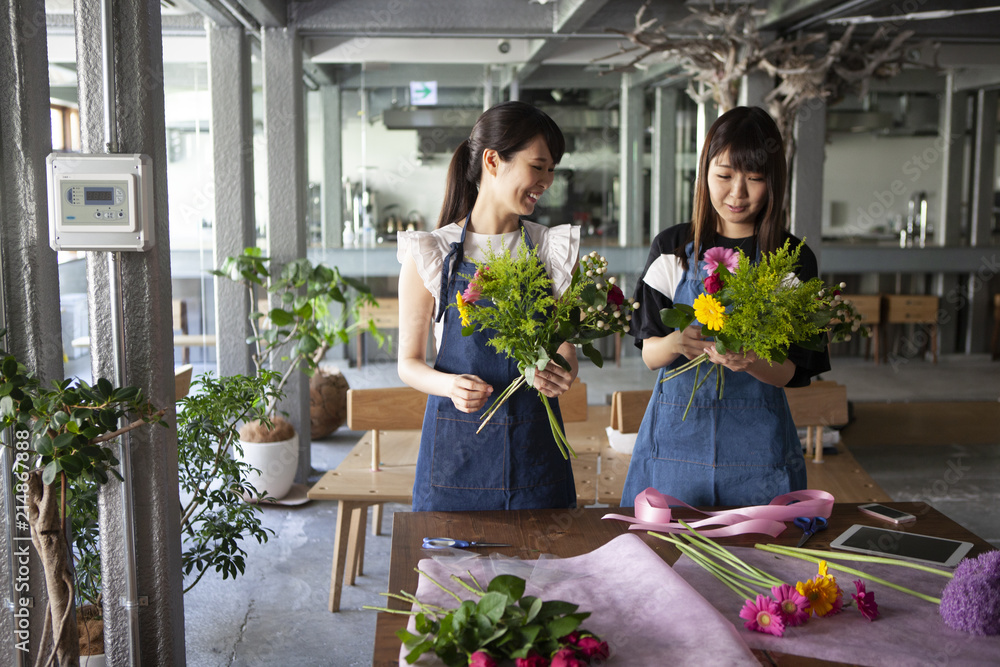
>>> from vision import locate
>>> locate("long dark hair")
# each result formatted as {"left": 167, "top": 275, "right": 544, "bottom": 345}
{"left": 437, "top": 101, "right": 565, "bottom": 228}
{"left": 684, "top": 106, "right": 787, "bottom": 269}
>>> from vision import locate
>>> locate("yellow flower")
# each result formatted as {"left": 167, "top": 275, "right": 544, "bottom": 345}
{"left": 796, "top": 571, "right": 841, "bottom": 617}
{"left": 455, "top": 290, "right": 471, "bottom": 327}
{"left": 693, "top": 293, "right": 725, "bottom": 331}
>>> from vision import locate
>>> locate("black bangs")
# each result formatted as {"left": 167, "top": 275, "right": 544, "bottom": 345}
{"left": 707, "top": 107, "right": 781, "bottom": 174}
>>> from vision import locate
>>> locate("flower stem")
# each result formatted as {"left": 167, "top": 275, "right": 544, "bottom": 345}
{"left": 661, "top": 353, "right": 709, "bottom": 382}
{"left": 670, "top": 539, "right": 761, "bottom": 600}
{"left": 754, "top": 545, "right": 943, "bottom": 604}
{"left": 541, "top": 393, "right": 576, "bottom": 459}
{"left": 754, "top": 544, "right": 954, "bottom": 578}
{"left": 682, "top": 362, "right": 701, "bottom": 421}
{"left": 674, "top": 521, "right": 785, "bottom": 587}
{"left": 415, "top": 568, "right": 463, "bottom": 604}
{"left": 477, "top": 375, "right": 525, "bottom": 434}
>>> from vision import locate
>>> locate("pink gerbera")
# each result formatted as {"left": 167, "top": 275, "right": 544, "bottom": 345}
{"left": 852, "top": 580, "right": 880, "bottom": 621}
{"left": 771, "top": 584, "right": 810, "bottom": 627}
{"left": 703, "top": 247, "right": 739, "bottom": 274}
{"left": 739, "top": 594, "right": 786, "bottom": 637}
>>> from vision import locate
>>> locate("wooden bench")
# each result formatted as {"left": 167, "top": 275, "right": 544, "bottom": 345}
{"left": 600, "top": 382, "right": 887, "bottom": 505}
{"left": 884, "top": 294, "right": 940, "bottom": 363}
{"left": 307, "top": 379, "right": 597, "bottom": 612}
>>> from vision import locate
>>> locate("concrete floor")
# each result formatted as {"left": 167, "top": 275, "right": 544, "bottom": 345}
{"left": 182, "top": 353, "right": 1000, "bottom": 667}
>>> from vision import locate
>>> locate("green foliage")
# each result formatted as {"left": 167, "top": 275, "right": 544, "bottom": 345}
{"left": 175, "top": 372, "right": 281, "bottom": 592}
{"left": 368, "top": 571, "right": 603, "bottom": 666}
{"left": 213, "top": 248, "right": 386, "bottom": 419}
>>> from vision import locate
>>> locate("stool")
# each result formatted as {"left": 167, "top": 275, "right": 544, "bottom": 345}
{"left": 884, "top": 294, "right": 939, "bottom": 364}
{"left": 841, "top": 294, "right": 881, "bottom": 364}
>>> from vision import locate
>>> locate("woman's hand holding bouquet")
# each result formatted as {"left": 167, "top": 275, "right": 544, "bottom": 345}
{"left": 456, "top": 235, "right": 637, "bottom": 458}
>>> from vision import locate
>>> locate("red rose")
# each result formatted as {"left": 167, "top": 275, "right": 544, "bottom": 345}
{"left": 559, "top": 632, "right": 580, "bottom": 645}
{"left": 550, "top": 647, "right": 586, "bottom": 667}
{"left": 515, "top": 651, "right": 549, "bottom": 667}
{"left": 469, "top": 650, "right": 498, "bottom": 667}
{"left": 703, "top": 274, "right": 722, "bottom": 295}
{"left": 576, "top": 636, "right": 610, "bottom": 659}
{"left": 606, "top": 284, "right": 624, "bottom": 306}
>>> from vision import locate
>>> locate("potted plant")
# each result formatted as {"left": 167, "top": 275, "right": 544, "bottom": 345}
{"left": 0, "top": 335, "right": 166, "bottom": 666}
{"left": 213, "top": 248, "right": 385, "bottom": 498}
{"left": 66, "top": 370, "right": 284, "bottom": 661}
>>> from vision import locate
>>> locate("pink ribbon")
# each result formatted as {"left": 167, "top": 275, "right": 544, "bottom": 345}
{"left": 603, "top": 487, "right": 835, "bottom": 538}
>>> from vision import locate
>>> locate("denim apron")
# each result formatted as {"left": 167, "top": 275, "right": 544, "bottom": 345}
{"left": 411, "top": 215, "right": 577, "bottom": 512}
{"left": 621, "top": 241, "right": 805, "bottom": 507}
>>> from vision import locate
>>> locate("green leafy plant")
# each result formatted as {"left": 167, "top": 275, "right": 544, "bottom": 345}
{"left": 456, "top": 237, "right": 637, "bottom": 457}
{"left": 367, "top": 571, "right": 608, "bottom": 666}
{"left": 0, "top": 333, "right": 165, "bottom": 666}
{"left": 212, "top": 248, "right": 385, "bottom": 426}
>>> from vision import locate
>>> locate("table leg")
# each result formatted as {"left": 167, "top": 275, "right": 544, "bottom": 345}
{"left": 344, "top": 504, "right": 366, "bottom": 585}
{"left": 812, "top": 426, "right": 825, "bottom": 464}
{"left": 803, "top": 427, "right": 813, "bottom": 460}
{"left": 328, "top": 499, "right": 358, "bottom": 612}
{"left": 372, "top": 503, "right": 383, "bottom": 536}
{"left": 351, "top": 505, "right": 369, "bottom": 579}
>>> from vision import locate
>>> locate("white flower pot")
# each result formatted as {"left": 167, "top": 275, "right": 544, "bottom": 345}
{"left": 236, "top": 433, "right": 299, "bottom": 500}
{"left": 81, "top": 654, "right": 106, "bottom": 667}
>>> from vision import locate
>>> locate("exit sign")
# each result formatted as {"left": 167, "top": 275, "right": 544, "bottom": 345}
{"left": 410, "top": 81, "right": 438, "bottom": 106}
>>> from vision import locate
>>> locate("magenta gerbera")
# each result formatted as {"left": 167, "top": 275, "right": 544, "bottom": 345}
{"left": 852, "top": 580, "right": 880, "bottom": 621}
{"left": 703, "top": 247, "right": 739, "bottom": 274}
{"left": 771, "top": 583, "right": 810, "bottom": 627}
{"left": 739, "top": 594, "right": 786, "bottom": 637}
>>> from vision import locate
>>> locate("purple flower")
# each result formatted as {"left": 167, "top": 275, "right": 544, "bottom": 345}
{"left": 771, "top": 584, "right": 810, "bottom": 627}
{"left": 703, "top": 247, "right": 739, "bottom": 274}
{"left": 940, "top": 550, "right": 1000, "bottom": 635}
{"left": 739, "top": 594, "right": 786, "bottom": 637}
{"left": 852, "top": 580, "right": 880, "bottom": 622}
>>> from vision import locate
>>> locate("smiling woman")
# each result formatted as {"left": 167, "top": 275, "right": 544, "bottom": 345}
{"left": 395, "top": 101, "right": 583, "bottom": 513}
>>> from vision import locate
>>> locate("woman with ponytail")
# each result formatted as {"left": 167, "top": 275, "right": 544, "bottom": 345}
{"left": 396, "top": 101, "right": 579, "bottom": 512}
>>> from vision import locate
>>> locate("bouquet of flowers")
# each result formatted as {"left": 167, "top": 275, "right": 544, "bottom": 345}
{"left": 659, "top": 240, "right": 868, "bottom": 418}
{"left": 366, "top": 571, "right": 610, "bottom": 666}
{"left": 456, "top": 234, "right": 638, "bottom": 458}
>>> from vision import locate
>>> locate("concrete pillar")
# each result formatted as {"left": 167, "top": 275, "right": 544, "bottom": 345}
{"left": 262, "top": 26, "right": 311, "bottom": 481}
{"left": 739, "top": 70, "right": 773, "bottom": 110}
{"left": 619, "top": 73, "right": 644, "bottom": 247}
{"left": 74, "top": 0, "right": 185, "bottom": 664}
{"left": 790, "top": 99, "right": 826, "bottom": 267}
{"left": 321, "top": 84, "right": 344, "bottom": 248}
{"left": 650, "top": 87, "right": 677, "bottom": 238}
{"left": 695, "top": 99, "right": 717, "bottom": 159}
{"left": 209, "top": 24, "right": 256, "bottom": 377}
{"left": 0, "top": 1, "right": 64, "bottom": 662}
{"left": 964, "top": 89, "right": 997, "bottom": 353}
{"left": 934, "top": 74, "right": 967, "bottom": 355}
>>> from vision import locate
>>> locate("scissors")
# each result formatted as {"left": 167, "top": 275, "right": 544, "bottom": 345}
{"left": 793, "top": 516, "right": 828, "bottom": 548}
{"left": 421, "top": 537, "right": 512, "bottom": 550}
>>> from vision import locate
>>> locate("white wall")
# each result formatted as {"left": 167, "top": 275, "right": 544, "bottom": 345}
{"left": 822, "top": 133, "right": 946, "bottom": 241}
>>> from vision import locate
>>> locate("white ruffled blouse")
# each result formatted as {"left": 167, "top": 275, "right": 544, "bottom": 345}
{"left": 396, "top": 220, "right": 581, "bottom": 351}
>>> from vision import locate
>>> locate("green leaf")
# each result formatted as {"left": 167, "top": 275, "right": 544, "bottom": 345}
{"left": 59, "top": 454, "right": 83, "bottom": 476}
{"left": 42, "top": 460, "right": 58, "bottom": 485}
{"left": 97, "top": 378, "right": 114, "bottom": 398}
{"left": 661, "top": 306, "right": 695, "bottom": 330}
{"left": 486, "top": 574, "right": 525, "bottom": 602}
{"left": 0, "top": 395, "right": 13, "bottom": 420}
{"left": 546, "top": 612, "right": 586, "bottom": 640}
{"left": 34, "top": 434, "right": 53, "bottom": 456}
{"left": 52, "top": 432, "right": 76, "bottom": 451}
{"left": 461, "top": 325, "right": 476, "bottom": 336}
{"left": 581, "top": 342, "right": 603, "bottom": 368}
{"left": 404, "top": 639, "right": 434, "bottom": 664}
{"left": 476, "top": 591, "right": 508, "bottom": 623}
{"left": 268, "top": 309, "right": 294, "bottom": 327}
{"left": 523, "top": 596, "right": 542, "bottom": 624}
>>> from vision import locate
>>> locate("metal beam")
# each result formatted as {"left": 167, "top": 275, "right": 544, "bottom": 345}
{"left": 618, "top": 72, "right": 644, "bottom": 248}
{"left": 650, "top": 87, "right": 676, "bottom": 239}
{"left": 184, "top": 0, "right": 244, "bottom": 27}
{"left": 234, "top": 0, "right": 286, "bottom": 27}
{"left": 790, "top": 99, "right": 827, "bottom": 267}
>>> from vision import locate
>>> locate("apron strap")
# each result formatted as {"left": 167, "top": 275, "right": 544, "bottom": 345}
{"left": 436, "top": 212, "right": 472, "bottom": 322}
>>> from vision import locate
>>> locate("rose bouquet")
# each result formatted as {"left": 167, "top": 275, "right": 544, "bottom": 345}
{"left": 659, "top": 240, "right": 868, "bottom": 418}
{"left": 456, "top": 234, "right": 638, "bottom": 458}
{"left": 366, "top": 571, "right": 609, "bottom": 666}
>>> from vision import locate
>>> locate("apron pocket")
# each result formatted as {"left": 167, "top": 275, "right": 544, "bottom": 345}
{"left": 429, "top": 408, "right": 506, "bottom": 490}
{"left": 508, "top": 414, "right": 569, "bottom": 491}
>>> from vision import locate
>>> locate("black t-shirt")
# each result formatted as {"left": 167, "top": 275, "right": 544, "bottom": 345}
{"left": 631, "top": 222, "right": 830, "bottom": 388}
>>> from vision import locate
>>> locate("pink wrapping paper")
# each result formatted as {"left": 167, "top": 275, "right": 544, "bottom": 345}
{"left": 400, "top": 534, "right": 758, "bottom": 666}
{"left": 673, "top": 546, "right": 1000, "bottom": 666}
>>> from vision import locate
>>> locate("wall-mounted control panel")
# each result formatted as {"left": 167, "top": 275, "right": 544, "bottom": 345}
{"left": 47, "top": 153, "right": 155, "bottom": 251}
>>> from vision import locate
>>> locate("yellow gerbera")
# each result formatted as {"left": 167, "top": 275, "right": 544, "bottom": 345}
{"left": 796, "top": 573, "right": 840, "bottom": 617}
{"left": 455, "top": 290, "right": 471, "bottom": 327}
{"left": 693, "top": 293, "right": 725, "bottom": 331}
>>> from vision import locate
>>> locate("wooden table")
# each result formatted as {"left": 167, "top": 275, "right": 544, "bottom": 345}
{"left": 372, "top": 503, "right": 993, "bottom": 666}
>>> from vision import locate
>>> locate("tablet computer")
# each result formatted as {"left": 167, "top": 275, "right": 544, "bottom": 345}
{"left": 830, "top": 524, "right": 974, "bottom": 568}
